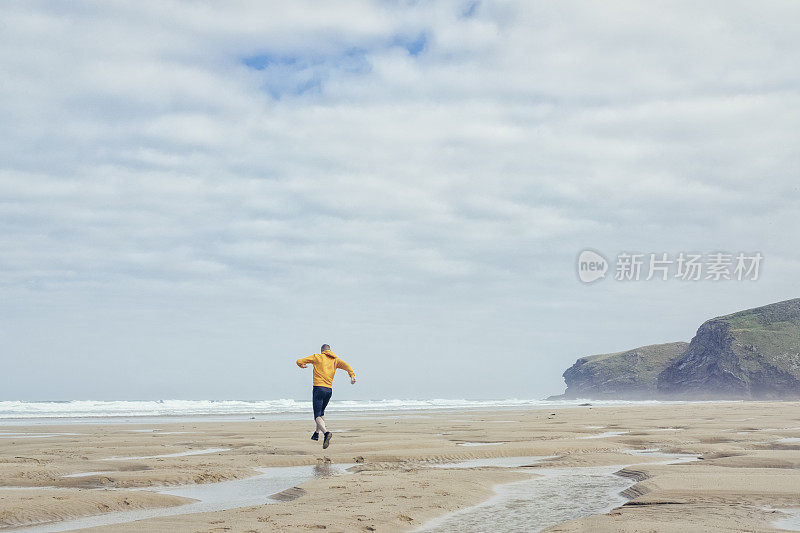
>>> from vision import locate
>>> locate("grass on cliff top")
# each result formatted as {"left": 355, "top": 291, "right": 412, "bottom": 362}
{"left": 717, "top": 298, "right": 800, "bottom": 377}
{"left": 577, "top": 342, "right": 689, "bottom": 385}
{"left": 718, "top": 297, "right": 800, "bottom": 332}
{"left": 583, "top": 342, "right": 687, "bottom": 363}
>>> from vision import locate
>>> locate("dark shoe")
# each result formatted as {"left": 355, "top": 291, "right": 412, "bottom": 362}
{"left": 311, "top": 432, "right": 319, "bottom": 441}
{"left": 323, "top": 431, "right": 332, "bottom": 449}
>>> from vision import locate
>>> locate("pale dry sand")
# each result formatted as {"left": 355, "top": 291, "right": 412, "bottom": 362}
{"left": 1, "top": 402, "right": 800, "bottom": 532}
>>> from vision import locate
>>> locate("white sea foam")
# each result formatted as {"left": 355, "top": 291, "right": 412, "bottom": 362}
{"left": 0, "top": 398, "right": 686, "bottom": 421}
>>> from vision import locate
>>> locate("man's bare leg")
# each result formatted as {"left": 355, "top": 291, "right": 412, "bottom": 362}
{"left": 315, "top": 416, "right": 327, "bottom": 435}
{"left": 319, "top": 416, "right": 332, "bottom": 448}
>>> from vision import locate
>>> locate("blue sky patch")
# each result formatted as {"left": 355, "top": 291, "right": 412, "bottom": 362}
{"left": 242, "top": 48, "right": 371, "bottom": 98}
{"left": 462, "top": 1, "right": 479, "bottom": 18}
{"left": 392, "top": 32, "right": 428, "bottom": 56}
{"left": 242, "top": 31, "right": 429, "bottom": 98}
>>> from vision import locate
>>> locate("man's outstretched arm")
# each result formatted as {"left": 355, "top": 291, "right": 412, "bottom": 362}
{"left": 336, "top": 359, "right": 356, "bottom": 384}
{"left": 296, "top": 355, "right": 315, "bottom": 368}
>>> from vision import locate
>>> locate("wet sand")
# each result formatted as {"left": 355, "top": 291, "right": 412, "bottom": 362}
{"left": 2, "top": 402, "right": 800, "bottom": 531}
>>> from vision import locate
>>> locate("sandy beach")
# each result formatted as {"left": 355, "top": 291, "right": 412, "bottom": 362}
{"left": 2, "top": 402, "right": 800, "bottom": 532}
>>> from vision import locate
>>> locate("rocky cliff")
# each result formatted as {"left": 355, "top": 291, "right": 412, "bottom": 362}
{"left": 561, "top": 342, "right": 688, "bottom": 399}
{"left": 559, "top": 298, "right": 800, "bottom": 400}
{"left": 657, "top": 298, "right": 800, "bottom": 399}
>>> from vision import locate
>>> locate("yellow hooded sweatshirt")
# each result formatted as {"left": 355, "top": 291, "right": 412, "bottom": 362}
{"left": 296, "top": 350, "right": 355, "bottom": 388}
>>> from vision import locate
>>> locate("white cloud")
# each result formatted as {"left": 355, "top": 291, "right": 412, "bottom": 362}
{"left": 1, "top": 1, "right": 799, "bottom": 399}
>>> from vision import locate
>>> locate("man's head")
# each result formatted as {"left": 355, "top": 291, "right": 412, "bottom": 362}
{"left": 321, "top": 344, "right": 331, "bottom": 352}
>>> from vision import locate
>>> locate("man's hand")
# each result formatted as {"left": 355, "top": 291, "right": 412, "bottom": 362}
{"left": 350, "top": 377, "right": 357, "bottom": 385}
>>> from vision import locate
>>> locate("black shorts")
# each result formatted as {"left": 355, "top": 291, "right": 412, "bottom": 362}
{"left": 312, "top": 386, "right": 332, "bottom": 419}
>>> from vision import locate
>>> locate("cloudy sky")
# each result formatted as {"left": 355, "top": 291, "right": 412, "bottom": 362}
{"left": 2, "top": 1, "right": 799, "bottom": 401}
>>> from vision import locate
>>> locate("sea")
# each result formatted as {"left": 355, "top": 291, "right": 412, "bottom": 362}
{"left": 0, "top": 398, "right": 682, "bottom": 426}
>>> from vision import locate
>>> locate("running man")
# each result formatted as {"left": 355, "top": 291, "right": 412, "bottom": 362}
{"left": 296, "top": 344, "right": 356, "bottom": 449}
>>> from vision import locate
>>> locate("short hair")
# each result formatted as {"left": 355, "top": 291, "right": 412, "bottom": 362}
{"left": 321, "top": 344, "right": 331, "bottom": 352}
